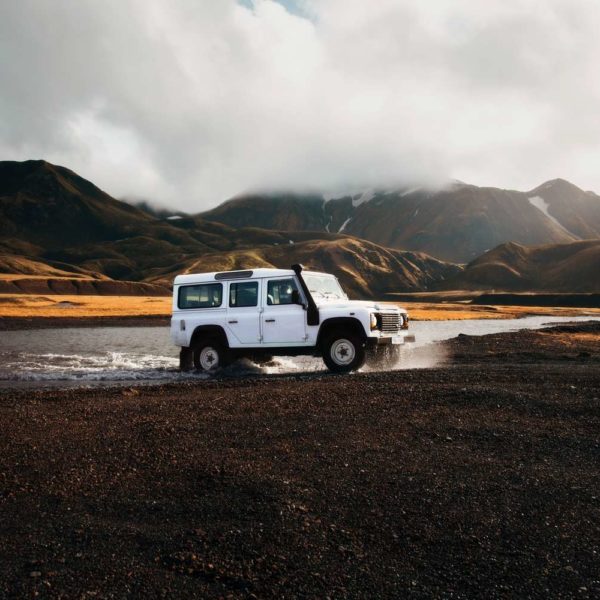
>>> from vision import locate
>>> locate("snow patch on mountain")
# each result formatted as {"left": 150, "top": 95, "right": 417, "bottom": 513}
{"left": 528, "top": 196, "right": 578, "bottom": 239}
{"left": 352, "top": 189, "right": 375, "bottom": 207}
{"left": 338, "top": 217, "right": 352, "bottom": 232}
{"left": 323, "top": 188, "right": 375, "bottom": 205}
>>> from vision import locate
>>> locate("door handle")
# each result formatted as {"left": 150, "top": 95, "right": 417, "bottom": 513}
{"left": 265, "top": 319, "right": 276, "bottom": 323}
{"left": 228, "top": 320, "right": 238, "bottom": 324}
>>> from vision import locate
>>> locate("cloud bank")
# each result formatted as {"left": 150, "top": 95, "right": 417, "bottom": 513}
{"left": 1, "top": 0, "right": 599, "bottom": 210}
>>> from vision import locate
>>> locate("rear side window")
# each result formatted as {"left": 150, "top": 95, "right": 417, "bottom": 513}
{"left": 229, "top": 281, "right": 258, "bottom": 307}
{"left": 178, "top": 283, "right": 223, "bottom": 309}
{"left": 267, "top": 278, "right": 298, "bottom": 305}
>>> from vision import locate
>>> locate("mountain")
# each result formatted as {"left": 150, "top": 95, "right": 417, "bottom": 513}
{"left": 0, "top": 160, "right": 153, "bottom": 249}
{"left": 200, "top": 181, "right": 600, "bottom": 263}
{"left": 0, "top": 160, "right": 459, "bottom": 298}
{"left": 443, "top": 240, "right": 600, "bottom": 293}
{"left": 526, "top": 179, "right": 600, "bottom": 240}
{"left": 161, "top": 237, "right": 462, "bottom": 299}
{"left": 3, "top": 160, "right": 598, "bottom": 297}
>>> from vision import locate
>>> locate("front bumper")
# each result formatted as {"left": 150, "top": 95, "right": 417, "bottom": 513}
{"left": 366, "top": 334, "right": 416, "bottom": 348}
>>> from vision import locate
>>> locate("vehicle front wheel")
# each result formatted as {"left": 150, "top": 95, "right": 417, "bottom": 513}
{"left": 322, "top": 332, "right": 366, "bottom": 373}
{"left": 192, "top": 338, "right": 230, "bottom": 372}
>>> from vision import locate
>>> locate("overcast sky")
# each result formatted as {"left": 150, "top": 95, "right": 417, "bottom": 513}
{"left": 1, "top": 0, "right": 599, "bottom": 210}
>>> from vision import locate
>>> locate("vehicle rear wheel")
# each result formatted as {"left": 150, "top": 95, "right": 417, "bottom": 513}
{"left": 193, "top": 338, "right": 230, "bottom": 372}
{"left": 322, "top": 332, "right": 366, "bottom": 373}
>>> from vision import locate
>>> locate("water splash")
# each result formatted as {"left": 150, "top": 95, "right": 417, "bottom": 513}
{"left": 0, "top": 351, "right": 182, "bottom": 382}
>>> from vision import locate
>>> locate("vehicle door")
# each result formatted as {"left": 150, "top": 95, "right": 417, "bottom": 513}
{"left": 226, "top": 280, "right": 261, "bottom": 345}
{"left": 262, "top": 277, "right": 307, "bottom": 344}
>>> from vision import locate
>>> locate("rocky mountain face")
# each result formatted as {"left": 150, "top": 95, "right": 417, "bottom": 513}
{"left": 201, "top": 181, "right": 600, "bottom": 263}
{"left": 0, "top": 161, "right": 460, "bottom": 298}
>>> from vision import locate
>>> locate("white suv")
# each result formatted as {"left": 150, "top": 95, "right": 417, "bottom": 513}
{"left": 171, "top": 264, "right": 414, "bottom": 373}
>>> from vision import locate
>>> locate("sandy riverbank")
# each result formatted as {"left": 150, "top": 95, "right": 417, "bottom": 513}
{"left": 1, "top": 323, "right": 599, "bottom": 597}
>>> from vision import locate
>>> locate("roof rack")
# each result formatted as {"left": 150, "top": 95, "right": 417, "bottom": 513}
{"left": 214, "top": 270, "right": 254, "bottom": 280}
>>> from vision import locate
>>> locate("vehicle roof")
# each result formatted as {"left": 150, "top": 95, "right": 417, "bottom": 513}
{"left": 173, "top": 268, "right": 329, "bottom": 285}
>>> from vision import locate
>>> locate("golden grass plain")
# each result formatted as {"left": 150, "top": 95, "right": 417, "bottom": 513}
{"left": 1, "top": 294, "right": 599, "bottom": 321}
{"left": 0, "top": 294, "right": 171, "bottom": 318}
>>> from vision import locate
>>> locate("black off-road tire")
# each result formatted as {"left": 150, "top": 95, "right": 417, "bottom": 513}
{"left": 192, "top": 338, "right": 231, "bottom": 372}
{"left": 322, "top": 331, "right": 366, "bottom": 373}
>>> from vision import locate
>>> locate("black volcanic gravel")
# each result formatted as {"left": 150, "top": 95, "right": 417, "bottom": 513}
{"left": 1, "top": 324, "right": 600, "bottom": 598}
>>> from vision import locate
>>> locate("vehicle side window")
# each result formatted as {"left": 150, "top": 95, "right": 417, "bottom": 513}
{"left": 178, "top": 283, "right": 222, "bottom": 309}
{"left": 267, "top": 278, "right": 299, "bottom": 305}
{"left": 229, "top": 281, "right": 258, "bottom": 307}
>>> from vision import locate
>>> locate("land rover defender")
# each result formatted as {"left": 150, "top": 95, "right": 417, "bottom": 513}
{"left": 171, "top": 264, "right": 414, "bottom": 373}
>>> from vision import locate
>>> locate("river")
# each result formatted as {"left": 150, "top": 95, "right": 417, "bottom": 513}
{"left": 0, "top": 316, "right": 597, "bottom": 389}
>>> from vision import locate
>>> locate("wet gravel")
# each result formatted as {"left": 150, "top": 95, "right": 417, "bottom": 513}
{"left": 1, "top": 323, "right": 599, "bottom": 598}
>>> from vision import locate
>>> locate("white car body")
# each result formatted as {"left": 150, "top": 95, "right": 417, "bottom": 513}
{"left": 171, "top": 265, "right": 414, "bottom": 373}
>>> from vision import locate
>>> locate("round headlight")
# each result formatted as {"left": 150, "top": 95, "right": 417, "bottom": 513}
{"left": 370, "top": 313, "right": 378, "bottom": 330}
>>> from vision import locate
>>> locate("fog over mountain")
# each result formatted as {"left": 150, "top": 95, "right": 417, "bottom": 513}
{"left": 2, "top": 0, "right": 600, "bottom": 211}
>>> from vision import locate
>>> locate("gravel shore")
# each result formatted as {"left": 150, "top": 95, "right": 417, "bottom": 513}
{"left": 1, "top": 323, "right": 599, "bottom": 598}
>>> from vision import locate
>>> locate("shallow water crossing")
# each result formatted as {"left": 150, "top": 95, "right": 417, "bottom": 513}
{"left": 0, "top": 316, "right": 598, "bottom": 388}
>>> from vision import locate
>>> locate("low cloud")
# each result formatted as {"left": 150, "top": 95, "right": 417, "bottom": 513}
{"left": 1, "top": 0, "right": 599, "bottom": 210}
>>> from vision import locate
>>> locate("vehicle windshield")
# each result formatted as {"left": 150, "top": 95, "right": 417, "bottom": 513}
{"left": 303, "top": 273, "right": 347, "bottom": 300}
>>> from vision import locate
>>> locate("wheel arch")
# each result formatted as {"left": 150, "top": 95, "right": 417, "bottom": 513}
{"left": 317, "top": 317, "right": 367, "bottom": 348}
{"left": 190, "top": 325, "right": 230, "bottom": 349}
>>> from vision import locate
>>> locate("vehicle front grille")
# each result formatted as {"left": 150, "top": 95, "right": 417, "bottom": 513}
{"left": 380, "top": 313, "right": 400, "bottom": 334}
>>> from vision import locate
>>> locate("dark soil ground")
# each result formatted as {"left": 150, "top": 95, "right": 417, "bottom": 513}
{"left": 1, "top": 323, "right": 600, "bottom": 598}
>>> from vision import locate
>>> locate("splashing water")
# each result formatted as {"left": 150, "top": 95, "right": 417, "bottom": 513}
{"left": 2, "top": 351, "right": 181, "bottom": 382}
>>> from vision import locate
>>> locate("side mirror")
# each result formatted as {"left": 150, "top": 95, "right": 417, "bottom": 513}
{"left": 291, "top": 289, "right": 304, "bottom": 306}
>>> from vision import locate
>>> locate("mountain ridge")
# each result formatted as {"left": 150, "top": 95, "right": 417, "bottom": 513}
{"left": 1, "top": 160, "right": 599, "bottom": 297}
{"left": 442, "top": 239, "right": 600, "bottom": 293}
{"left": 200, "top": 180, "right": 600, "bottom": 263}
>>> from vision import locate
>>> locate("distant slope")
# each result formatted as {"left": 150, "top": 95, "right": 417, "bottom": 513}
{"left": 442, "top": 240, "right": 600, "bottom": 293}
{"left": 197, "top": 193, "right": 328, "bottom": 231}
{"left": 0, "top": 254, "right": 106, "bottom": 279}
{"left": 200, "top": 181, "right": 600, "bottom": 263}
{"left": 0, "top": 160, "right": 153, "bottom": 248}
{"left": 154, "top": 237, "right": 462, "bottom": 299}
{"left": 526, "top": 179, "right": 600, "bottom": 240}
